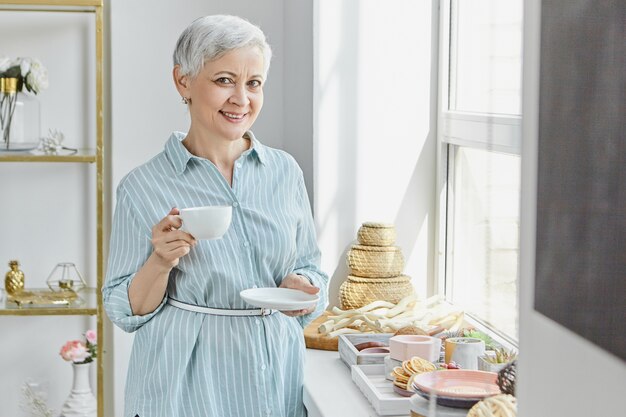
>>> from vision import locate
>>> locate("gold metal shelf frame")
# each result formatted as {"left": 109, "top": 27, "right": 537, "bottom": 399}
{"left": 0, "top": 1, "right": 105, "bottom": 416}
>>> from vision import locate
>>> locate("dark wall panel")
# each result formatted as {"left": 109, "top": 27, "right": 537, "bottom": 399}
{"left": 536, "top": 0, "right": 625, "bottom": 361}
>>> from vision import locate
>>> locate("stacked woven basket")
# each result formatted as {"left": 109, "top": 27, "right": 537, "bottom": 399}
{"left": 339, "top": 222, "right": 415, "bottom": 310}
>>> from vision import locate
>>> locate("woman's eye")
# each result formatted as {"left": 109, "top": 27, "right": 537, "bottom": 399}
{"left": 248, "top": 80, "right": 262, "bottom": 88}
{"left": 216, "top": 77, "right": 233, "bottom": 84}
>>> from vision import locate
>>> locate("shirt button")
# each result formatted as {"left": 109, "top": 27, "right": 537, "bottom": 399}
{"left": 261, "top": 364, "right": 266, "bottom": 370}
{"left": 255, "top": 319, "right": 261, "bottom": 325}
{"left": 243, "top": 241, "right": 250, "bottom": 247}
{"left": 266, "top": 410, "right": 271, "bottom": 416}
{"left": 252, "top": 285, "right": 258, "bottom": 288}
{"left": 232, "top": 202, "right": 239, "bottom": 208}
{"left": 235, "top": 162, "right": 242, "bottom": 169}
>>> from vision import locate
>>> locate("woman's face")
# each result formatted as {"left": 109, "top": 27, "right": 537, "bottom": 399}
{"left": 180, "top": 46, "right": 265, "bottom": 142}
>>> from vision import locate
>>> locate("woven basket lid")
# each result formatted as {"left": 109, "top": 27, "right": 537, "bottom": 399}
{"left": 347, "top": 274, "right": 410, "bottom": 283}
{"left": 351, "top": 244, "right": 400, "bottom": 252}
{"left": 362, "top": 222, "right": 395, "bottom": 229}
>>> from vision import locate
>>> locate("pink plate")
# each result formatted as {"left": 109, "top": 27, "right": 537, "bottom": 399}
{"left": 411, "top": 370, "right": 500, "bottom": 399}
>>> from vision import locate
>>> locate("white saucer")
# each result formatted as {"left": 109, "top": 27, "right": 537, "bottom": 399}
{"left": 240, "top": 287, "right": 319, "bottom": 311}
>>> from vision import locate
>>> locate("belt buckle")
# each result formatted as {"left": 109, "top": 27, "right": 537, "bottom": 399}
{"left": 261, "top": 308, "right": 271, "bottom": 316}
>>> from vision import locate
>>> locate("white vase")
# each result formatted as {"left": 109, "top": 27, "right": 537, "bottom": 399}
{"left": 60, "top": 362, "right": 96, "bottom": 417}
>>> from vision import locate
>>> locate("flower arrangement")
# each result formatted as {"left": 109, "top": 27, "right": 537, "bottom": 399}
{"left": 0, "top": 56, "right": 49, "bottom": 94}
{"left": 59, "top": 330, "right": 97, "bottom": 364}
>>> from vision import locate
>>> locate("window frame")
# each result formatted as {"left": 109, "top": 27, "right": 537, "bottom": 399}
{"left": 434, "top": 0, "right": 522, "bottom": 348}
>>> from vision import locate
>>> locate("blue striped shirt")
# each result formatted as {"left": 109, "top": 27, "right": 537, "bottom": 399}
{"left": 103, "top": 131, "right": 329, "bottom": 417}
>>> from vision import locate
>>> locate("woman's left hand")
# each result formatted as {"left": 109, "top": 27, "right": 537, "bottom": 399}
{"left": 279, "top": 273, "right": 320, "bottom": 317}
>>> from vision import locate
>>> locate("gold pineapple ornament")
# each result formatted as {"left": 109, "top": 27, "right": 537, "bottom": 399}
{"left": 5, "top": 260, "right": 25, "bottom": 295}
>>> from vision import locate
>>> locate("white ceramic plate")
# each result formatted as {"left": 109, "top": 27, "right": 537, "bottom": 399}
{"left": 240, "top": 287, "right": 319, "bottom": 311}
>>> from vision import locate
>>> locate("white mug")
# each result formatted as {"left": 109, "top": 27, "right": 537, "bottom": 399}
{"left": 177, "top": 205, "right": 232, "bottom": 240}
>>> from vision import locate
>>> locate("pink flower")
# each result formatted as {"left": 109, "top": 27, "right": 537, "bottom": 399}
{"left": 85, "top": 329, "right": 97, "bottom": 345}
{"left": 59, "top": 340, "right": 91, "bottom": 363}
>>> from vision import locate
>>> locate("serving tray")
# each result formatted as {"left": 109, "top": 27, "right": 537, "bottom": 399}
{"left": 339, "top": 333, "right": 393, "bottom": 367}
{"left": 351, "top": 364, "right": 410, "bottom": 416}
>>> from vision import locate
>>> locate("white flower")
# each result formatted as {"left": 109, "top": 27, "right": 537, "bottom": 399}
{"left": 25, "top": 59, "right": 48, "bottom": 94}
{"left": 19, "top": 57, "right": 32, "bottom": 77}
{"left": 39, "top": 129, "right": 65, "bottom": 154}
{"left": 0, "top": 56, "right": 10, "bottom": 72}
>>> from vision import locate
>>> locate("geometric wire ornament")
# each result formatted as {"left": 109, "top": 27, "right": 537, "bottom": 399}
{"left": 46, "top": 262, "right": 87, "bottom": 292}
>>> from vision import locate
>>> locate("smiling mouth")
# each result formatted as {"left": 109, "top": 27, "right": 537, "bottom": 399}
{"left": 220, "top": 111, "right": 247, "bottom": 121}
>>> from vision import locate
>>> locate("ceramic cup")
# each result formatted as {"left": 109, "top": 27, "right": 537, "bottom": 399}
{"left": 389, "top": 335, "right": 442, "bottom": 363}
{"left": 444, "top": 337, "right": 486, "bottom": 370}
{"left": 177, "top": 205, "right": 232, "bottom": 240}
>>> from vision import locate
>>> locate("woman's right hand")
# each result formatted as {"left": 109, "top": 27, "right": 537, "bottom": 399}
{"left": 151, "top": 207, "right": 197, "bottom": 270}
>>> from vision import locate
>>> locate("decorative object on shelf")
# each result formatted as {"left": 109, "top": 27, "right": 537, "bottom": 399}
{"left": 467, "top": 394, "right": 517, "bottom": 417}
{"left": 0, "top": 56, "right": 48, "bottom": 150}
{"left": 7, "top": 288, "right": 79, "bottom": 308}
{"left": 5, "top": 259, "right": 25, "bottom": 295}
{"left": 59, "top": 330, "right": 97, "bottom": 417}
{"left": 478, "top": 347, "right": 518, "bottom": 373}
{"left": 4, "top": 261, "right": 86, "bottom": 308}
{"left": 20, "top": 379, "right": 55, "bottom": 417}
{"left": 496, "top": 360, "right": 517, "bottom": 396}
{"left": 47, "top": 262, "right": 87, "bottom": 292}
{"left": 38, "top": 128, "right": 77, "bottom": 155}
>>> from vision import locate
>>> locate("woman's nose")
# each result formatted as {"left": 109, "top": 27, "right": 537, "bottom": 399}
{"left": 228, "top": 84, "right": 250, "bottom": 107}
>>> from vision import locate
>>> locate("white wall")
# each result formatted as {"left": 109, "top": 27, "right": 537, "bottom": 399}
{"left": 282, "top": 0, "right": 314, "bottom": 203}
{"left": 313, "top": 0, "right": 439, "bottom": 306}
{"left": 518, "top": 1, "right": 626, "bottom": 415}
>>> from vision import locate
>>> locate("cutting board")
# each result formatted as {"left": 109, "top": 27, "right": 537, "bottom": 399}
{"left": 304, "top": 311, "right": 339, "bottom": 351}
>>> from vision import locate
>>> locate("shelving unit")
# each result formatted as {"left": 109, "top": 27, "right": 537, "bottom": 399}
{"left": 0, "top": 1, "right": 104, "bottom": 416}
{"left": 0, "top": 149, "right": 98, "bottom": 162}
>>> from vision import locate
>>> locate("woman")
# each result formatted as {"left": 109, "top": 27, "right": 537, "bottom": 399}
{"left": 103, "top": 15, "right": 328, "bottom": 417}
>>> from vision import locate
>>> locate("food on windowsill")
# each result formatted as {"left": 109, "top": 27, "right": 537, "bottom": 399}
{"left": 318, "top": 294, "right": 464, "bottom": 337}
{"left": 391, "top": 356, "right": 437, "bottom": 391}
{"left": 393, "top": 325, "right": 427, "bottom": 336}
{"left": 439, "top": 361, "right": 462, "bottom": 370}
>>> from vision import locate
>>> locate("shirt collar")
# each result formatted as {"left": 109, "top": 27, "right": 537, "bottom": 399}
{"left": 165, "top": 130, "right": 266, "bottom": 175}
{"left": 242, "top": 130, "right": 266, "bottom": 165}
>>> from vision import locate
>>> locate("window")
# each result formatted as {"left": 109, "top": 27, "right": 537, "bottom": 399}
{"left": 437, "top": 0, "right": 523, "bottom": 342}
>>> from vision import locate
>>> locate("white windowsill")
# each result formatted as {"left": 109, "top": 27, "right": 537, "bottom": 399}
{"left": 304, "top": 349, "right": 466, "bottom": 417}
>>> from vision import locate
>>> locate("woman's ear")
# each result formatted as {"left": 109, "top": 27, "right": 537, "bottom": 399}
{"left": 173, "top": 65, "right": 190, "bottom": 99}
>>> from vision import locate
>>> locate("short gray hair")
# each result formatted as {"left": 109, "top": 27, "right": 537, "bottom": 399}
{"left": 173, "top": 15, "right": 272, "bottom": 79}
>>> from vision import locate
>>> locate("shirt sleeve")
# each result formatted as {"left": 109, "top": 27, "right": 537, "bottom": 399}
{"left": 102, "top": 185, "right": 167, "bottom": 333}
{"left": 292, "top": 172, "right": 330, "bottom": 328}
